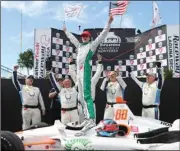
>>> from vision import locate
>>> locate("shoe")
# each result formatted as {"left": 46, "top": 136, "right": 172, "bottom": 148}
{"left": 75, "top": 119, "right": 96, "bottom": 137}
{"left": 81, "top": 119, "right": 96, "bottom": 132}
{"left": 79, "top": 118, "right": 89, "bottom": 127}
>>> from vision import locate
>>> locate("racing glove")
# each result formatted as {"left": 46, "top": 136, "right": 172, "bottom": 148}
{"left": 156, "top": 62, "right": 161, "bottom": 68}
{"left": 127, "top": 66, "right": 132, "bottom": 77}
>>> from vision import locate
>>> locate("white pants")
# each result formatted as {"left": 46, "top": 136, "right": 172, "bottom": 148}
{"left": 78, "top": 102, "right": 96, "bottom": 124}
{"left": 22, "top": 108, "right": 41, "bottom": 130}
{"left": 104, "top": 104, "right": 114, "bottom": 120}
{"left": 61, "top": 109, "right": 79, "bottom": 124}
{"left": 142, "top": 107, "right": 160, "bottom": 120}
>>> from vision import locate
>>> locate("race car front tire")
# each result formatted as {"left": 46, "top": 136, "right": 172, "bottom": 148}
{"left": 1, "top": 131, "right": 25, "bottom": 150}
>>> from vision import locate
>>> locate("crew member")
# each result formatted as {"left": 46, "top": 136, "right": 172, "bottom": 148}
{"left": 127, "top": 62, "right": 165, "bottom": 119}
{"left": 48, "top": 78, "right": 63, "bottom": 125}
{"left": 100, "top": 69, "right": 127, "bottom": 120}
{"left": 12, "top": 65, "right": 46, "bottom": 130}
{"left": 49, "top": 72, "right": 79, "bottom": 124}
{"left": 63, "top": 15, "right": 114, "bottom": 134}
{"left": 68, "top": 54, "right": 104, "bottom": 123}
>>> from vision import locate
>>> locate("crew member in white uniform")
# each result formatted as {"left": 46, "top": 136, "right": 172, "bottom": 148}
{"left": 12, "top": 65, "right": 46, "bottom": 130}
{"left": 127, "top": 62, "right": 164, "bottom": 119}
{"left": 68, "top": 54, "right": 104, "bottom": 123}
{"left": 49, "top": 72, "right": 79, "bottom": 124}
{"left": 100, "top": 70, "right": 127, "bottom": 120}
{"left": 63, "top": 15, "right": 114, "bottom": 134}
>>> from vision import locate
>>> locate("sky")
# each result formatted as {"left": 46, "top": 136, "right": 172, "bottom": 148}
{"left": 1, "top": 1, "right": 179, "bottom": 77}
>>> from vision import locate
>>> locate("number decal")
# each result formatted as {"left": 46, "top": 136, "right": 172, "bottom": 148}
{"left": 115, "top": 109, "right": 128, "bottom": 120}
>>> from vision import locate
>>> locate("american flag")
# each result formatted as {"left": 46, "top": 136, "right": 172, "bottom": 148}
{"left": 109, "top": 1, "right": 129, "bottom": 16}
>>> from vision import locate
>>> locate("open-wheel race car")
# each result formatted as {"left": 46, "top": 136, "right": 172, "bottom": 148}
{"left": 1, "top": 102, "right": 180, "bottom": 150}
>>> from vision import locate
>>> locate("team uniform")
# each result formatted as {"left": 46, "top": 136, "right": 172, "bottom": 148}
{"left": 100, "top": 76, "right": 127, "bottom": 120}
{"left": 130, "top": 67, "right": 164, "bottom": 119}
{"left": 12, "top": 71, "right": 45, "bottom": 130}
{"left": 64, "top": 22, "right": 111, "bottom": 130}
{"left": 69, "top": 61, "right": 103, "bottom": 123}
{"left": 49, "top": 72, "right": 79, "bottom": 124}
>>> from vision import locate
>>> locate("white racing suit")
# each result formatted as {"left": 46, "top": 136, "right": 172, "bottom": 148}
{"left": 12, "top": 71, "right": 45, "bottom": 130}
{"left": 130, "top": 68, "right": 164, "bottom": 119}
{"left": 49, "top": 72, "right": 79, "bottom": 125}
{"left": 100, "top": 76, "right": 127, "bottom": 120}
{"left": 65, "top": 22, "right": 110, "bottom": 126}
{"left": 69, "top": 62, "right": 103, "bottom": 123}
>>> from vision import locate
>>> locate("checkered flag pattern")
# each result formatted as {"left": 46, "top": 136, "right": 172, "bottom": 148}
{"left": 51, "top": 29, "right": 78, "bottom": 79}
{"left": 91, "top": 26, "right": 168, "bottom": 78}
{"left": 50, "top": 26, "right": 168, "bottom": 79}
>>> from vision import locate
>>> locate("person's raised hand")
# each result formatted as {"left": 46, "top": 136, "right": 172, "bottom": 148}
{"left": 69, "top": 56, "right": 73, "bottom": 63}
{"left": 108, "top": 14, "right": 114, "bottom": 24}
{"left": 127, "top": 66, "right": 132, "bottom": 73}
{"left": 97, "top": 54, "right": 102, "bottom": 61}
{"left": 14, "top": 65, "right": 19, "bottom": 71}
{"left": 156, "top": 62, "right": 161, "bottom": 68}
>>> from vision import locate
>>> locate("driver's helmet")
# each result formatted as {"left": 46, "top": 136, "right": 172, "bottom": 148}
{"left": 96, "top": 119, "right": 119, "bottom": 137}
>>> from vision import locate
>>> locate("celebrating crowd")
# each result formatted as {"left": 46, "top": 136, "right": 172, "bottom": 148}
{"left": 12, "top": 14, "right": 164, "bottom": 135}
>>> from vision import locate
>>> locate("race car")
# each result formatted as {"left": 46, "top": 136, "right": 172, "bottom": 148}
{"left": 1, "top": 102, "right": 180, "bottom": 150}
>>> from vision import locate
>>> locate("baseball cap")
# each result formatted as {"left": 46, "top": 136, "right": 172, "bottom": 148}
{"left": 146, "top": 72, "right": 156, "bottom": 77}
{"left": 27, "top": 75, "right": 34, "bottom": 80}
{"left": 56, "top": 78, "right": 63, "bottom": 82}
{"left": 81, "top": 31, "right": 91, "bottom": 37}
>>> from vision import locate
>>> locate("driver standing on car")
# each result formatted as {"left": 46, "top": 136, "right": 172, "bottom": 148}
{"left": 100, "top": 69, "right": 127, "bottom": 120}
{"left": 12, "top": 65, "right": 46, "bottom": 130}
{"left": 127, "top": 62, "right": 164, "bottom": 119}
{"left": 68, "top": 54, "right": 104, "bottom": 124}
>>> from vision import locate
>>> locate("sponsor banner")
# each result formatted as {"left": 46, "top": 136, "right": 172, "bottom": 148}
{"left": 89, "top": 29, "right": 135, "bottom": 60}
{"left": 166, "top": 25, "right": 180, "bottom": 77}
{"left": 34, "top": 29, "right": 51, "bottom": 78}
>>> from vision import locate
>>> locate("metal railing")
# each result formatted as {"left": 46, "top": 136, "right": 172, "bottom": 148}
{"left": 1, "top": 65, "right": 26, "bottom": 77}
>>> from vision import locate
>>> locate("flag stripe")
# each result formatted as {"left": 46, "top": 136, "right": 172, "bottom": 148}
{"left": 110, "top": 0, "right": 129, "bottom": 16}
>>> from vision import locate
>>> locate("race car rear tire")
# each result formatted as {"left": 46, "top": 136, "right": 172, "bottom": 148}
{"left": 1, "top": 131, "right": 25, "bottom": 150}
{"left": 24, "top": 122, "right": 49, "bottom": 130}
{"left": 134, "top": 127, "right": 169, "bottom": 138}
{"left": 137, "top": 130, "right": 180, "bottom": 144}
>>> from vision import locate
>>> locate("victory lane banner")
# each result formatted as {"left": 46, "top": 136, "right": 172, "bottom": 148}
{"left": 87, "top": 28, "right": 136, "bottom": 77}
{"left": 89, "top": 28, "right": 135, "bottom": 60}
{"left": 166, "top": 25, "right": 180, "bottom": 77}
{"left": 34, "top": 29, "right": 52, "bottom": 78}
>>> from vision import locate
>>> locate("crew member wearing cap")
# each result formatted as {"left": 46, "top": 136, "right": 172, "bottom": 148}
{"left": 12, "top": 65, "right": 46, "bottom": 130}
{"left": 49, "top": 72, "right": 79, "bottom": 125}
{"left": 63, "top": 14, "right": 114, "bottom": 134}
{"left": 127, "top": 62, "right": 164, "bottom": 119}
{"left": 68, "top": 54, "right": 104, "bottom": 124}
{"left": 100, "top": 69, "right": 127, "bottom": 120}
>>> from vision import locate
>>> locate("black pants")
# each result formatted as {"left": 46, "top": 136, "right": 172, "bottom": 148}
{"left": 49, "top": 108, "right": 61, "bottom": 125}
